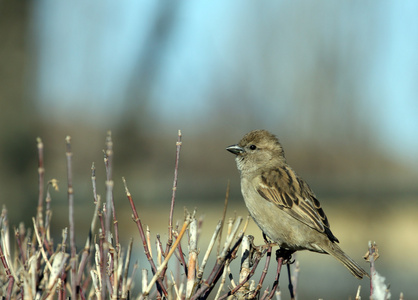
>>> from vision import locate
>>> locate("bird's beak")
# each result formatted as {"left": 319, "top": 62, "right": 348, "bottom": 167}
{"left": 226, "top": 144, "right": 244, "bottom": 155}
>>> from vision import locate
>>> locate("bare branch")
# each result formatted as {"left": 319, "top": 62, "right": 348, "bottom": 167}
{"left": 186, "top": 217, "right": 198, "bottom": 298}
{"left": 65, "top": 135, "right": 77, "bottom": 298}
{"left": 36, "top": 137, "right": 45, "bottom": 228}
{"left": 217, "top": 181, "right": 230, "bottom": 256}
{"left": 123, "top": 177, "right": 168, "bottom": 297}
{"left": 143, "top": 217, "right": 191, "bottom": 296}
{"left": 167, "top": 130, "right": 182, "bottom": 255}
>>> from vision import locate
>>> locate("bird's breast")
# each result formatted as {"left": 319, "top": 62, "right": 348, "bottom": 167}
{"left": 240, "top": 178, "right": 325, "bottom": 252}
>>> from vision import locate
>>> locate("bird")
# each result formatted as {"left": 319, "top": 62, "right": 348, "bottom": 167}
{"left": 226, "top": 129, "right": 368, "bottom": 279}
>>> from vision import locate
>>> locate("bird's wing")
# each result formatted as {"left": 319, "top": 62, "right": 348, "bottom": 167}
{"left": 255, "top": 167, "right": 339, "bottom": 243}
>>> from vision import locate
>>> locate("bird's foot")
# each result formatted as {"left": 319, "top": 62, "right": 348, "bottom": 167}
{"left": 275, "top": 248, "right": 295, "bottom": 264}
{"left": 250, "top": 241, "right": 276, "bottom": 259}
{"left": 261, "top": 232, "right": 277, "bottom": 249}
{"left": 254, "top": 242, "right": 277, "bottom": 256}
{"left": 262, "top": 232, "right": 272, "bottom": 244}
{"left": 262, "top": 242, "right": 278, "bottom": 249}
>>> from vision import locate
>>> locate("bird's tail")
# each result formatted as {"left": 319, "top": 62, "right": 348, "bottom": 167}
{"left": 322, "top": 242, "right": 369, "bottom": 279}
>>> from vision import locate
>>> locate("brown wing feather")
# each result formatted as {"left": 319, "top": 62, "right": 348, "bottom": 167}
{"left": 257, "top": 167, "right": 339, "bottom": 243}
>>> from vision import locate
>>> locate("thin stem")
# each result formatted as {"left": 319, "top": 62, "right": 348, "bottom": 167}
{"left": 121, "top": 238, "right": 133, "bottom": 298}
{"left": 173, "top": 230, "right": 188, "bottom": 277}
{"left": 251, "top": 245, "right": 272, "bottom": 298}
{"left": 217, "top": 181, "right": 229, "bottom": 256}
{"left": 36, "top": 137, "right": 45, "bottom": 228}
{"left": 237, "top": 235, "right": 253, "bottom": 296}
{"left": 44, "top": 180, "right": 57, "bottom": 252}
{"left": 365, "top": 241, "right": 379, "bottom": 297}
{"left": 143, "top": 217, "right": 191, "bottom": 296}
{"left": 104, "top": 131, "right": 120, "bottom": 298}
{"left": 166, "top": 130, "right": 182, "bottom": 256}
{"left": 196, "top": 220, "right": 222, "bottom": 283}
{"left": 0, "top": 236, "right": 14, "bottom": 296}
{"left": 146, "top": 226, "right": 153, "bottom": 260}
{"left": 355, "top": 285, "right": 361, "bottom": 300}
{"left": 191, "top": 232, "right": 244, "bottom": 300}
{"left": 32, "top": 217, "right": 52, "bottom": 272}
{"left": 263, "top": 254, "right": 284, "bottom": 300}
{"left": 186, "top": 217, "right": 198, "bottom": 298}
{"left": 286, "top": 264, "right": 295, "bottom": 299}
{"left": 156, "top": 235, "right": 165, "bottom": 260}
{"left": 217, "top": 247, "right": 267, "bottom": 300}
{"left": 77, "top": 193, "right": 100, "bottom": 287}
{"left": 169, "top": 271, "right": 181, "bottom": 300}
{"left": 104, "top": 131, "right": 119, "bottom": 253}
{"left": 14, "top": 227, "right": 26, "bottom": 266}
{"left": 91, "top": 163, "right": 98, "bottom": 204}
{"left": 6, "top": 277, "right": 15, "bottom": 299}
{"left": 291, "top": 260, "right": 300, "bottom": 299}
{"left": 123, "top": 177, "right": 168, "bottom": 297}
{"left": 214, "top": 263, "right": 229, "bottom": 300}
{"left": 65, "top": 136, "right": 77, "bottom": 299}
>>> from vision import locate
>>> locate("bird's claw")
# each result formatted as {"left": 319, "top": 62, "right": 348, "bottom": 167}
{"left": 275, "top": 248, "right": 295, "bottom": 264}
{"left": 261, "top": 232, "right": 278, "bottom": 249}
{"left": 262, "top": 232, "right": 272, "bottom": 244}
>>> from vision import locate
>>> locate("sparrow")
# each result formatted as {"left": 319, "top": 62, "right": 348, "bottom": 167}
{"left": 226, "top": 129, "right": 368, "bottom": 279}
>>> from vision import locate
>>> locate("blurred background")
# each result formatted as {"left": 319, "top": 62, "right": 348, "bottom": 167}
{"left": 1, "top": 0, "right": 417, "bottom": 298}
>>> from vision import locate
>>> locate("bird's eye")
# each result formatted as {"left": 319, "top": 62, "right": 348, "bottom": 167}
{"left": 249, "top": 145, "right": 257, "bottom": 150}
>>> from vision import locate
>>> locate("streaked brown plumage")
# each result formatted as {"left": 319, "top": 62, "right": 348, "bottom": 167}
{"left": 226, "top": 129, "right": 368, "bottom": 279}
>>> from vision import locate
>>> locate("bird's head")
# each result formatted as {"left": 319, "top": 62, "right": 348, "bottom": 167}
{"left": 226, "top": 130, "right": 285, "bottom": 173}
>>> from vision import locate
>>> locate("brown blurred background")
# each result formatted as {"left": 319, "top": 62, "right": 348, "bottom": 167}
{"left": 1, "top": 1, "right": 418, "bottom": 298}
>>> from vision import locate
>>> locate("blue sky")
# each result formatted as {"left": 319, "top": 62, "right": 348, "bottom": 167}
{"left": 32, "top": 1, "right": 418, "bottom": 161}
{"left": 369, "top": 1, "right": 418, "bottom": 161}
